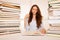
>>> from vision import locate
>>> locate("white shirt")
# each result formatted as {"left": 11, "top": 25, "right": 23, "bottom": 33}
{"left": 25, "top": 18, "right": 44, "bottom": 31}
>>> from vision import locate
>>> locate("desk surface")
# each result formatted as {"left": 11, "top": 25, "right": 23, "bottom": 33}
{"left": 0, "top": 33, "right": 60, "bottom": 40}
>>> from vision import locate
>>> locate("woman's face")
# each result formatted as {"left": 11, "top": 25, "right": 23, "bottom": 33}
{"left": 32, "top": 6, "right": 38, "bottom": 15}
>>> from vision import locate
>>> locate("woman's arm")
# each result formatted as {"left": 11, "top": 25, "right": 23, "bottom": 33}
{"left": 24, "top": 14, "right": 29, "bottom": 28}
{"left": 39, "top": 17, "right": 46, "bottom": 34}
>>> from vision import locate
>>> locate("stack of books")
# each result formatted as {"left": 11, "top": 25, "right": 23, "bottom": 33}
{"left": 47, "top": 0, "right": 60, "bottom": 34}
{"left": 0, "top": 1, "right": 20, "bottom": 35}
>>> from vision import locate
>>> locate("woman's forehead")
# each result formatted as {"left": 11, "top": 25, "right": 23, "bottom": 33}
{"left": 32, "top": 6, "right": 37, "bottom": 9}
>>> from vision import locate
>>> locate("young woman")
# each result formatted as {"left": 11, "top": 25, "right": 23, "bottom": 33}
{"left": 24, "top": 5, "right": 46, "bottom": 34}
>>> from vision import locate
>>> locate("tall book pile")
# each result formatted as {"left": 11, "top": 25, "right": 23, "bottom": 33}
{"left": 0, "top": 1, "right": 20, "bottom": 35}
{"left": 47, "top": 0, "right": 60, "bottom": 34}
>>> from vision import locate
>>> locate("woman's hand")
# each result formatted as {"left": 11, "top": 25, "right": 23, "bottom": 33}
{"left": 40, "top": 29, "right": 46, "bottom": 34}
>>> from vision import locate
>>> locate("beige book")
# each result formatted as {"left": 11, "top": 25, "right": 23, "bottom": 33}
{"left": 1, "top": 2, "right": 20, "bottom": 9}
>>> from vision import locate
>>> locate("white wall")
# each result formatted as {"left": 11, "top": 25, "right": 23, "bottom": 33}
{"left": 20, "top": 0, "right": 48, "bottom": 19}
{"left": 20, "top": 0, "right": 49, "bottom": 31}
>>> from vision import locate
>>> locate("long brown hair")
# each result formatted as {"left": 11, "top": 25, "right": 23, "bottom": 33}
{"left": 28, "top": 5, "right": 42, "bottom": 29}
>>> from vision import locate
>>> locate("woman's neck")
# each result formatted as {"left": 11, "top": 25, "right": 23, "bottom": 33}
{"left": 33, "top": 15, "right": 36, "bottom": 20}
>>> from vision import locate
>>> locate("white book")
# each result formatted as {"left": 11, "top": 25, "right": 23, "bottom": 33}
{"left": 49, "top": 0, "right": 60, "bottom": 4}
{"left": 50, "top": 4, "right": 60, "bottom": 6}
{"left": 48, "top": 27, "right": 60, "bottom": 31}
{"left": 52, "top": 6, "right": 60, "bottom": 8}
{"left": 0, "top": 1, "right": 20, "bottom": 6}
{"left": 53, "top": 10, "right": 60, "bottom": 16}
{"left": 0, "top": 11, "right": 19, "bottom": 15}
{"left": 48, "top": 20, "right": 60, "bottom": 24}
{"left": 49, "top": 16, "right": 60, "bottom": 20}
{"left": 49, "top": 23, "right": 60, "bottom": 27}
{"left": 50, "top": 8, "right": 60, "bottom": 10}
{"left": 0, "top": 6, "right": 20, "bottom": 13}
{"left": 47, "top": 30, "right": 60, "bottom": 34}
